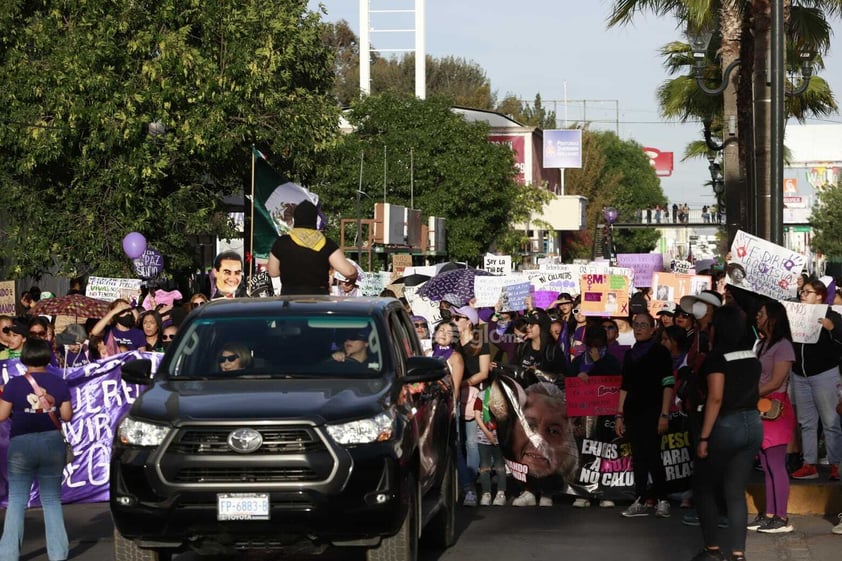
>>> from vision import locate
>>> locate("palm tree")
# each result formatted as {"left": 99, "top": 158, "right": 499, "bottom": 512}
{"left": 607, "top": 0, "right": 838, "bottom": 245}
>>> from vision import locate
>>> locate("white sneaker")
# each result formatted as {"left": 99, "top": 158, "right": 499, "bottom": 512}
{"left": 492, "top": 491, "right": 507, "bottom": 506}
{"left": 655, "top": 499, "right": 671, "bottom": 518}
{"left": 511, "top": 490, "right": 536, "bottom": 507}
{"left": 479, "top": 492, "right": 492, "bottom": 506}
{"left": 572, "top": 498, "right": 591, "bottom": 508}
{"left": 832, "top": 513, "right": 842, "bottom": 535}
{"left": 539, "top": 495, "right": 554, "bottom": 507}
{"left": 463, "top": 490, "right": 477, "bottom": 507}
{"left": 599, "top": 500, "right": 615, "bottom": 508}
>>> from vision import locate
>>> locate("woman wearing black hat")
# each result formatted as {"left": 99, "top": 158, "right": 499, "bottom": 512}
{"left": 266, "top": 201, "right": 358, "bottom": 295}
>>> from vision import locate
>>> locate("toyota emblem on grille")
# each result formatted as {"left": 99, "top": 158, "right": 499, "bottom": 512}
{"left": 227, "top": 428, "right": 263, "bottom": 454}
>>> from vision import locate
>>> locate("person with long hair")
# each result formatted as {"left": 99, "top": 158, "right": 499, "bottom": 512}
{"left": 0, "top": 339, "right": 73, "bottom": 560}
{"left": 748, "top": 300, "right": 796, "bottom": 534}
{"left": 615, "top": 312, "right": 675, "bottom": 519}
{"left": 138, "top": 309, "right": 165, "bottom": 352}
{"left": 691, "top": 305, "right": 763, "bottom": 561}
{"left": 789, "top": 279, "right": 842, "bottom": 482}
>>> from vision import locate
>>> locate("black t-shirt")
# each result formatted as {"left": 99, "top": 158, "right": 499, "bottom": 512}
{"left": 700, "top": 349, "right": 760, "bottom": 413}
{"left": 270, "top": 235, "right": 339, "bottom": 295}
{"left": 460, "top": 341, "right": 490, "bottom": 378}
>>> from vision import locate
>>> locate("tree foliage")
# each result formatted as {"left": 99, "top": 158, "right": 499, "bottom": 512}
{"left": 562, "top": 129, "right": 665, "bottom": 259}
{"left": 313, "top": 92, "right": 525, "bottom": 263}
{"left": 809, "top": 180, "right": 842, "bottom": 257}
{"left": 0, "top": 0, "right": 339, "bottom": 280}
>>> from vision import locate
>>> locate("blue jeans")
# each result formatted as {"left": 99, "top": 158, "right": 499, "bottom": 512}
{"left": 791, "top": 367, "right": 842, "bottom": 465}
{"left": 477, "top": 442, "right": 506, "bottom": 494}
{"left": 0, "top": 431, "right": 68, "bottom": 561}
{"left": 693, "top": 409, "right": 762, "bottom": 554}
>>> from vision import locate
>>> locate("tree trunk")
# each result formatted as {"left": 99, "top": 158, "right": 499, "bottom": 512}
{"left": 752, "top": 0, "right": 772, "bottom": 240}
{"left": 720, "top": 0, "right": 746, "bottom": 247}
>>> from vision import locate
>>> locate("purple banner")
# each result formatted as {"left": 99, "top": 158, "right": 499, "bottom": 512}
{"left": 1, "top": 351, "right": 160, "bottom": 506}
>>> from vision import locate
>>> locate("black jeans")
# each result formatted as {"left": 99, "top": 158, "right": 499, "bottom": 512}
{"left": 625, "top": 412, "right": 667, "bottom": 500}
{"left": 693, "top": 409, "right": 762, "bottom": 553}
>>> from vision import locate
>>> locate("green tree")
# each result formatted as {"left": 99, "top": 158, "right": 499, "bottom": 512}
{"left": 494, "top": 93, "right": 557, "bottom": 129}
{"left": 562, "top": 129, "right": 665, "bottom": 259}
{"left": 0, "top": 0, "right": 339, "bottom": 280}
{"left": 809, "top": 179, "right": 842, "bottom": 257}
{"left": 313, "top": 92, "right": 527, "bottom": 263}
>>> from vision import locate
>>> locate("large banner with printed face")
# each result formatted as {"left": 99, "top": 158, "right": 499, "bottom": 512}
{"left": 0, "top": 352, "right": 159, "bottom": 506}
{"left": 485, "top": 374, "right": 692, "bottom": 500}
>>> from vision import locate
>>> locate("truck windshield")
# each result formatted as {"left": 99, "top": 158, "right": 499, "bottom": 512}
{"left": 162, "top": 315, "right": 385, "bottom": 378}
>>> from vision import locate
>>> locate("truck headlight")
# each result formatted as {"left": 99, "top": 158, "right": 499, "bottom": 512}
{"left": 326, "top": 411, "right": 394, "bottom": 444}
{"left": 118, "top": 417, "right": 171, "bottom": 447}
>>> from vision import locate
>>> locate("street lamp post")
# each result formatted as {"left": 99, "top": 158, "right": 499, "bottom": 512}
{"left": 603, "top": 207, "right": 619, "bottom": 265}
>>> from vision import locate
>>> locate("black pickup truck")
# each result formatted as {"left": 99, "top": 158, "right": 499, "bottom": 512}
{"left": 110, "top": 297, "right": 457, "bottom": 561}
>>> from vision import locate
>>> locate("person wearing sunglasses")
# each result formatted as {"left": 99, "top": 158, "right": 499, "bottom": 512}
{"left": 1, "top": 318, "right": 28, "bottom": 360}
{"left": 189, "top": 293, "right": 208, "bottom": 309}
{"left": 161, "top": 325, "right": 178, "bottom": 351}
{"left": 90, "top": 299, "right": 145, "bottom": 352}
{"left": 0, "top": 315, "right": 13, "bottom": 360}
{"left": 217, "top": 343, "right": 252, "bottom": 373}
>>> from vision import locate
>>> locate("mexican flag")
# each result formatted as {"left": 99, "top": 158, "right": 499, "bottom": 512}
{"left": 251, "top": 148, "right": 320, "bottom": 261}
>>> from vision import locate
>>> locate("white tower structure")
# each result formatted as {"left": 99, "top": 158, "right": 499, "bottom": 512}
{"left": 359, "top": 0, "right": 426, "bottom": 99}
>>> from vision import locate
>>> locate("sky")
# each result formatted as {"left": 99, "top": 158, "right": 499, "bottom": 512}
{"left": 307, "top": 0, "right": 842, "bottom": 208}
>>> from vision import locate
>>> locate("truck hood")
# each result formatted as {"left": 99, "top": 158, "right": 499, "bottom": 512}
{"left": 130, "top": 377, "right": 394, "bottom": 425}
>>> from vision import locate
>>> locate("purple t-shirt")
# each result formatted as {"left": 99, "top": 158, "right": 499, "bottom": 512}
{"left": 755, "top": 338, "right": 795, "bottom": 394}
{"left": 106, "top": 326, "right": 146, "bottom": 350}
{"left": 2, "top": 371, "right": 71, "bottom": 438}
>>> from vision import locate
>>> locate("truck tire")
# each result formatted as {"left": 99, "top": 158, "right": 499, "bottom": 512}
{"left": 423, "top": 450, "right": 456, "bottom": 549}
{"left": 113, "top": 530, "right": 173, "bottom": 561}
{"left": 367, "top": 475, "right": 419, "bottom": 561}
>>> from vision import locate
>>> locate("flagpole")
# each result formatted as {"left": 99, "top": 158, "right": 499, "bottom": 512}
{"left": 249, "top": 146, "right": 257, "bottom": 277}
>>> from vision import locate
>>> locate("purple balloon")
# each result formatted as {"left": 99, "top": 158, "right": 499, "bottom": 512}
{"left": 122, "top": 232, "right": 147, "bottom": 259}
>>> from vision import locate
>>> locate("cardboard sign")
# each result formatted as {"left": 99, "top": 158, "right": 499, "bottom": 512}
{"left": 783, "top": 301, "right": 826, "bottom": 344}
{"left": 484, "top": 254, "right": 512, "bottom": 275}
{"left": 86, "top": 277, "right": 142, "bottom": 303}
{"left": 649, "top": 273, "right": 712, "bottom": 316}
{"left": 0, "top": 281, "right": 15, "bottom": 315}
{"left": 474, "top": 276, "right": 530, "bottom": 309}
{"left": 729, "top": 230, "right": 804, "bottom": 300}
{"left": 391, "top": 254, "right": 413, "bottom": 280}
{"left": 578, "top": 274, "right": 630, "bottom": 316}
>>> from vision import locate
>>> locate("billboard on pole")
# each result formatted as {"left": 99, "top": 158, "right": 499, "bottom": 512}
{"left": 543, "top": 129, "right": 582, "bottom": 168}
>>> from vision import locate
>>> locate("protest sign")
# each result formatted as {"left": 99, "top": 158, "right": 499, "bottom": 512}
{"left": 87, "top": 276, "right": 142, "bottom": 303}
{"left": 528, "top": 264, "right": 634, "bottom": 297}
{"left": 578, "top": 274, "right": 630, "bottom": 316}
{"left": 616, "top": 254, "right": 663, "bottom": 287}
{"left": 729, "top": 230, "right": 804, "bottom": 300}
{"left": 782, "top": 301, "right": 825, "bottom": 344}
{"left": 0, "top": 281, "right": 14, "bottom": 315}
{"left": 500, "top": 282, "right": 531, "bottom": 312}
{"left": 532, "top": 290, "right": 559, "bottom": 310}
{"left": 649, "top": 272, "right": 712, "bottom": 315}
{"left": 391, "top": 254, "right": 412, "bottom": 280}
{"left": 484, "top": 254, "right": 512, "bottom": 275}
{"left": 564, "top": 376, "right": 621, "bottom": 417}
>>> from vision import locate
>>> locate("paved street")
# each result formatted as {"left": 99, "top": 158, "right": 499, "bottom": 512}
{"left": 2, "top": 500, "right": 840, "bottom": 560}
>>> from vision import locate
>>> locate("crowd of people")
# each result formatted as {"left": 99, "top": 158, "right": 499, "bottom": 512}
{"left": 3, "top": 207, "right": 842, "bottom": 561}
{"left": 636, "top": 203, "right": 723, "bottom": 225}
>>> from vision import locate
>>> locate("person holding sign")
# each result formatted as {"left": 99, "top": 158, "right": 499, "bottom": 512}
{"left": 615, "top": 312, "right": 674, "bottom": 519}
{"left": 790, "top": 279, "right": 842, "bottom": 482}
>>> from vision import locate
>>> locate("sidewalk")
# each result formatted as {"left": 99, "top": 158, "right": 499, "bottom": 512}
{"left": 746, "top": 514, "right": 840, "bottom": 561}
